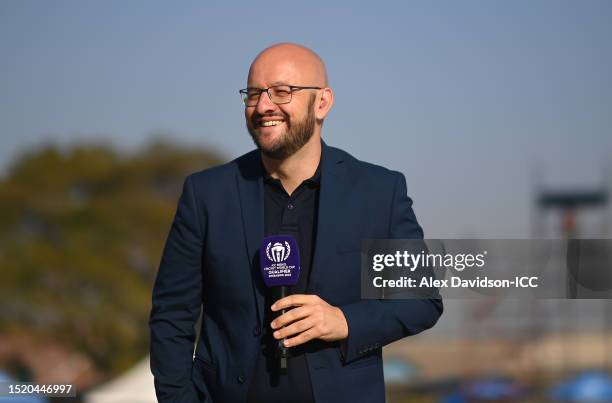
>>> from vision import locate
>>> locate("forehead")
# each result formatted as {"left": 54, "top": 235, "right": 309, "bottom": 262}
{"left": 247, "top": 57, "right": 309, "bottom": 88}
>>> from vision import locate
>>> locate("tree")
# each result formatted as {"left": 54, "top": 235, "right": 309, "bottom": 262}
{"left": 0, "top": 138, "right": 224, "bottom": 377}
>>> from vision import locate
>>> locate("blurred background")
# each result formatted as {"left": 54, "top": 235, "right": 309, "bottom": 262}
{"left": 1, "top": 1, "right": 611, "bottom": 402}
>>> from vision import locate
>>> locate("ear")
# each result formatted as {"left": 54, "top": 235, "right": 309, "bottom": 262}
{"left": 315, "top": 87, "right": 334, "bottom": 121}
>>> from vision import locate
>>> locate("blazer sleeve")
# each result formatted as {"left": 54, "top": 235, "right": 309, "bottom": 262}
{"left": 339, "top": 172, "right": 443, "bottom": 363}
{"left": 149, "top": 174, "right": 205, "bottom": 403}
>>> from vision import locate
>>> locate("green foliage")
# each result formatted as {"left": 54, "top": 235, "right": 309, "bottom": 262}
{"left": 0, "top": 138, "right": 224, "bottom": 376}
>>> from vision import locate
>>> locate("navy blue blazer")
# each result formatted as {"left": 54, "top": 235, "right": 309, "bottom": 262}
{"left": 149, "top": 142, "right": 443, "bottom": 403}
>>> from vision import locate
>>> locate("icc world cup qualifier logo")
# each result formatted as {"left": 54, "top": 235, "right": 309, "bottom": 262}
{"left": 259, "top": 235, "right": 300, "bottom": 287}
{"left": 266, "top": 241, "right": 291, "bottom": 263}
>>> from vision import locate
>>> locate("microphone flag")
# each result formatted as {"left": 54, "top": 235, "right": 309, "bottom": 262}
{"left": 260, "top": 234, "right": 301, "bottom": 288}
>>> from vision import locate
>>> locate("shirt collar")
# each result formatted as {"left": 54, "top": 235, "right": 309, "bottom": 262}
{"left": 261, "top": 148, "right": 323, "bottom": 187}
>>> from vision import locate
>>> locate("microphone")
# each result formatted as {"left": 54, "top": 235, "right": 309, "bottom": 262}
{"left": 259, "top": 234, "right": 301, "bottom": 371}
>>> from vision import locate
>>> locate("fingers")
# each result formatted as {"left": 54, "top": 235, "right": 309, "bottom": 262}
{"left": 267, "top": 294, "right": 349, "bottom": 346}
{"left": 271, "top": 306, "right": 312, "bottom": 330}
{"left": 283, "top": 327, "right": 319, "bottom": 348}
{"left": 273, "top": 317, "right": 315, "bottom": 340}
{"left": 271, "top": 294, "right": 320, "bottom": 311}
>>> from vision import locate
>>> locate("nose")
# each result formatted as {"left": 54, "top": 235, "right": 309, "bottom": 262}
{"left": 255, "top": 89, "right": 277, "bottom": 115}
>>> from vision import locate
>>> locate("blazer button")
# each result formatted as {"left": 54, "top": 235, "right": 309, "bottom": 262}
{"left": 253, "top": 325, "right": 261, "bottom": 336}
{"left": 237, "top": 374, "right": 246, "bottom": 384}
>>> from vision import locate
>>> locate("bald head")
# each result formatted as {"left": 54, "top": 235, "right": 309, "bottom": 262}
{"left": 247, "top": 43, "right": 328, "bottom": 88}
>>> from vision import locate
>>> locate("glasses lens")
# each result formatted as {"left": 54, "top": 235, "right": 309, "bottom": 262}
{"left": 242, "top": 89, "right": 262, "bottom": 106}
{"left": 269, "top": 85, "right": 292, "bottom": 104}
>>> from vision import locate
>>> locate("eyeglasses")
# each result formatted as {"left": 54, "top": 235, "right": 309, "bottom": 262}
{"left": 239, "top": 85, "right": 321, "bottom": 106}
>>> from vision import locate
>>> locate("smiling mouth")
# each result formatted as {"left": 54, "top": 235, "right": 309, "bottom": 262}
{"left": 260, "top": 120, "right": 284, "bottom": 127}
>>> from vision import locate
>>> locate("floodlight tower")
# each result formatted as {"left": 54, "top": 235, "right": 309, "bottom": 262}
{"left": 533, "top": 170, "right": 611, "bottom": 375}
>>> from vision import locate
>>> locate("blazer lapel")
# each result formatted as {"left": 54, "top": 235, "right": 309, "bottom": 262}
{"left": 309, "top": 142, "right": 349, "bottom": 290}
{"left": 235, "top": 151, "right": 265, "bottom": 325}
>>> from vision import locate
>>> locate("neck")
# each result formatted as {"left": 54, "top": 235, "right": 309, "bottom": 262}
{"left": 261, "top": 134, "right": 322, "bottom": 196}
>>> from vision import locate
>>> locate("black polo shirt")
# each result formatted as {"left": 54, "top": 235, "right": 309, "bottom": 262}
{"left": 246, "top": 160, "right": 321, "bottom": 403}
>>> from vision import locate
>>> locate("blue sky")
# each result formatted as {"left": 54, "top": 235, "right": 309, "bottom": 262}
{"left": 1, "top": 0, "right": 611, "bottom": 237}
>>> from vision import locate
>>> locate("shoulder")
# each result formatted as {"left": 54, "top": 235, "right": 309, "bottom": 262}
{"left": 185, "top": 148, "right": 259, "bottom": 186}
{"left": 326, "top": 144, "right": 404, "bottom": 185}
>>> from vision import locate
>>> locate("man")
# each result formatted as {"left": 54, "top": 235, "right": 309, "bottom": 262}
{"left": 149, "top": 43, "right": 443, "bottom": 403}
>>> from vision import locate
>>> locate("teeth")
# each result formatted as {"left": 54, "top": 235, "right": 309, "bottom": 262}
{"left": 261, "top": 120, "right": 283, "bottom": 127}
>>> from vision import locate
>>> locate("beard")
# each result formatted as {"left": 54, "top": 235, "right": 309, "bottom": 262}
{"left": 247, "top": 94, "right": 316, "bottom": 160}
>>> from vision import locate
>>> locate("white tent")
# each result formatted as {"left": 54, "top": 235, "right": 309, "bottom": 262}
{"left": 85, "top": 357, "right": 158, "bottom": 403}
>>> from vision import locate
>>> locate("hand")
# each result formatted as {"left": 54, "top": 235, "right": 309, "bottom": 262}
{"left": 270, "top": 294, "right": 348, "bottom": 348}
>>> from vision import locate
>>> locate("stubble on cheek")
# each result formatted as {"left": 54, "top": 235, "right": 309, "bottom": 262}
{"left": 246, "top": 94, "right": 316, "bottom": 159}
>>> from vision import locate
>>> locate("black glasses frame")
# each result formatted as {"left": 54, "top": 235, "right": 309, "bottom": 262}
{"left": 239, "top": 85, "right": 322, "bottom": 106}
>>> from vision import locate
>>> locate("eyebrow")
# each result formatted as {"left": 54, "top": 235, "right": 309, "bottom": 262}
{"left": 245, "top": 81, "right": 290, "bottom": 90}
{"left": 247, "top": 81, "right": 290, "bottom": 90}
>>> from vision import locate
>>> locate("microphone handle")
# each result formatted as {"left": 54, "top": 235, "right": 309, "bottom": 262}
{"left": 278, "top": 285, "right": 289, "bottom": 371}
